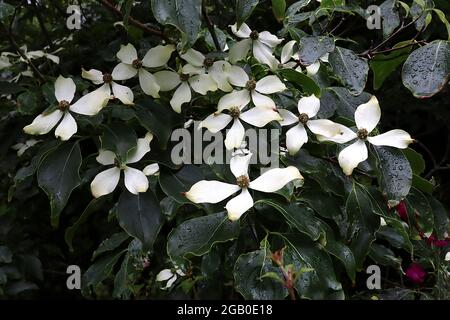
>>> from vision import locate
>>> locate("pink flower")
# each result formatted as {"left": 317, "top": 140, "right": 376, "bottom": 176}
{"left": 405, "top": 263, "right": 426, "bottom": 284}
{"left": 426, "top": 235, "right": 450, "bottom": 247}
{"left": 396, "top": 201, "right": 408, "bottom": 222}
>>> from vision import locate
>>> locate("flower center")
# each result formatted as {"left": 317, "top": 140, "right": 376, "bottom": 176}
{"left": 250, "top": 30, "right": 259, "bottom": 40}
{"left": 132, "top": 59, "right": 142, "bottom": 69}
{"left": 114, "top": 158, "right": 122, "bottom": 168}
{"left": 229, "top": 106, "right": 241, "bottom": 119}
{"left": 203, "top": 57, "right": 214, "bottom": 68}
{"left": 58, "top": 100, "right": 70, "bottom": 111}
{"left": 298, "top": 113, "right": 309, "bottom": 125}
{"left": 180, "top": 73, "right": 190, "bottom": 82}
{"left": 103, "top": 73, "right": 113, "bottom": 83}
{"left": 357, "top": 128, "right": 368, "bottom": 140}
{"left": 236, "top": 175, "right": 250, "bottom": 188}
{"left": 246, "top": 79, "right": 256, "bottom": 91}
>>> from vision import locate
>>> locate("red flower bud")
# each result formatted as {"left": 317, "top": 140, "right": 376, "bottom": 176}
{"left": 405, "top": 263, "right": 426, "bottom": 284}
{"left": 396, "top": 201, "right": 408, "bottom": 222}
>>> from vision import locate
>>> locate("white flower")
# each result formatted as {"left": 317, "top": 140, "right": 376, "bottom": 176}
{"left": 112, "top": 43, "right": 175, "bottom": 98}
{"left": 277, "top": 40, "right": 302, "bottom": 71}
{"left": 156, "top": 267, "right": 185, "bottom": 290}
{"left": 219, "top": 71, "right": 286, "bottom": 111}
{"left": 23, "top": 76, "right": 110, "bottom": 141}
{"left": 82, "top": 67, "right": 134, "bottom": 105}
{"left": 445, "top": 252, "right": 450, "bottom": 261}
{"left": 19, "top": 45, "right": 59, "bottom": 64}
{"left": 11, "top": 139, "right": 40, "bottom": 156}
{"left": 229, "top": 23, "right": 282, "bottom": 70}
{"left": 380, "top": 217, "right": 387, "bottom": 226}
{"left": 185, "top": 152, "right": 303, "bottom": 221}
{"left": 153, "top": 66, "right": 218, "bottom": 113}
{"left": 180, "top": 48, "right": 234, "bottom": 92}
{"left": 199, "top": 105, "right": 282, "bottom": 150}
{"left": 90, "top": 133, "right": 156, "bottom": 198}
{"left": 306, "top": 53, "right": 329, "bottom": 76}
{"left": 0, "top": 54, "right": 12, "bottom": 70}
{"left": 319, "top": 96, "right": 414, "bottom": 175}
{"left": 278, "top": 94, "right": 340, "bottom": 155}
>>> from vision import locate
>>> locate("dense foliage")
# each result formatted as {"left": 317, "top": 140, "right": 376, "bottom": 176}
{"left": 0, "top": 0, "right": 449, "bottom": 300}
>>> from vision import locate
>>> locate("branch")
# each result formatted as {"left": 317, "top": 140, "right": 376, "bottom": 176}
{"left": 360, "top": 15, "right": 422, "bottom": 58}
{"left": 0, "top": 7, "right": 45, "bottom": 83}
{"left": 202, "top": 3, "right": 221, "bottom": 51}
{"left": 98, "top": 0, "right": 168, "bottom": 41}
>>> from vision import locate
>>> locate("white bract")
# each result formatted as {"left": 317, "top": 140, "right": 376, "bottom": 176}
{"left": 23, "top": 76, "right": 110, "bottom": 141}
{"left": 277, "top": 40, "right": 302, "bottom": 71}
{"left": 153, "top": 65, "right": 218, "bottom": 113}
{"left": 156, "top": 267, "right": 185, "bottom": 290}
{"left": 82, "top": 67, "right": 134, "bottom": 105}
{"left": 11, "top": 139, "right": 40, "bottom": 156}
{"left": 306, "top": 53, "right": 329, "bottom": 76}
{"left": 180, "top": 48, "right": 234, "bottom": 92}
{"left": 112, "top": 43, "right": 175, "bottom": 98}
{"left": 445, "top": 251, "right": 450, "bottom": 261}
{"left": 219, "top": 70, "right": 286, "bottom": 111}
{"left": 199, "top": 105, "right": 282, "bottom": 150}
{"left": 278, "top": 94, "right": 341, "bottom": 155}
{"left": 90, "top": 133, "right": 158, "bottom": 198}
{"left": 185, "top": 152, "right": 303, "bottom": 221}
{"left": 229, "top": 23, "right": 282, "bottom": 70}
{"left": 319, "top": 96, "right": 414, "bottom": 175}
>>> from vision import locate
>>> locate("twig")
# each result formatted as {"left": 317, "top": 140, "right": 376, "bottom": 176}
{"left": 369, "top": 40, "right": 427, "bottom": 56}
{"left": 360, "top": 15, "right": 422, "bottom": 58}
{"left": 328, "top": 17, "right": 345, "bottom": 35}
{"left": 97, "top": 0, "right": 168, "bottom": 41}
{"left": 202, "top": 3, "right": 221, "bottom": 51}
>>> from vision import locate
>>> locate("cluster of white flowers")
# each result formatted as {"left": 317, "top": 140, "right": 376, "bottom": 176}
{"left": 22, "top": 22, "right": 414, "bottom": 218}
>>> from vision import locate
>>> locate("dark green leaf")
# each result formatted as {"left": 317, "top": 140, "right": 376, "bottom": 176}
{"left": 271, "top": 0, "right": 286, "bottom": 22}
{"left": 101, "top": 122, "right": 137, "bottom": 163}
{"left": 322, "top": 87, "right": 371, "bottom": 118}
{"left": 134, "top": 99, "right": 182, "bottom": 149}
{"left": 329, "top": 46, "right": 369, "bottom": 95}
{"left": 370, "top": 41, "right": 412, "bottom": 90}
{"left": 405, "top": 187, "right": 434, "bottom": 235}
{"left": 278, "top": 69, "right": 321, "bottom": 96}
{"left": 380, "top": 0, "right": 400, "bottom": 38}
{"left": 82, "top": 250, "right": 126, "bottom": 289}
{"left": 278, "top": 233, "right": 344, "bottom": 299}
{"left": 402, "top": 40, "right": 450, "bottom": 98}
{"left": 117, "top": 190, "right": 164, "bottom": 251}
{"left": 427, "top": 196, "right": 450, "bottom": 239}
{"left": 17, "top": 90, "right": 40, "bottom": 115}
{"left": 93, "top": 232, "right": 130, "bottom": 260}
{"left": 233, "top": 238, "right": 288, "bottom": 300}
{"left": 257, "top": 199, "right": 326, "bottom": 241}
{"left": 372, "top": 146, "right": 412, "bottom": 201}
{"left": 236, "top": 0, "right": 259, "bottom": 27}
{"left": 37, "top": 142, "right": 82, "bottom": 228}
{"left": 65, "top": 197, "right": 108, "bottom": 252}
{"left": 345, "top": 183, "right": 379, "bottom": 269}
{"left": 369, "top": 243, "right": 401, "bottom": 267}
{"left": 403, "top": 147, "right": 425, "bottom": 175}
{"left": 159, "top": 165, "right": 203, "bottom": 204}
{"left": 151, "top": 0, "right": 202, "bottom": 48}
{"left": 298, "top": 36, "right": 335, "bottom": 66}
{"left": 167, "top": 212, "right": 240, "bottom": 264}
